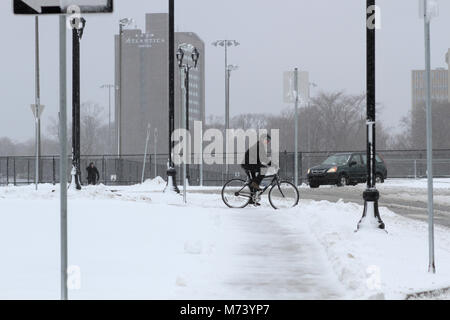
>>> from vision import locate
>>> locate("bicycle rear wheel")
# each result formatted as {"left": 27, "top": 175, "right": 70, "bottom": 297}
{"left": 222, "top": 179, "right": 252, "bottom": 208}
{"left": 269, "top": 181, "right": 299, "bottom": 209}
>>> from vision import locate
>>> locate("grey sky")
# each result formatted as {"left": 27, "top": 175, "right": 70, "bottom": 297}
{"left": 1, "top": 0, "right": 449, "bottom": 142}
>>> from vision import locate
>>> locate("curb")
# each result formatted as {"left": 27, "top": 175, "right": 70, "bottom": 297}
{"left": 405, "top": 287, "right": 450, "bottom": 300}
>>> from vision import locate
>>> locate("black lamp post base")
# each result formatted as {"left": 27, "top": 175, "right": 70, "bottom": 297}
{"left": 165, "top": 167, "right": 180, "bottom": 194}
{"left": 69, "top": 169, "right": 82, "bottom": 191}
{"left": 357, "top": 189, "right": 385, "bottom": 230}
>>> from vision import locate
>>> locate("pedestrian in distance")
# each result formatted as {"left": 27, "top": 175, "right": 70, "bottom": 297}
{"left": 86, "top": 162, "right": 100, "bottom": 185}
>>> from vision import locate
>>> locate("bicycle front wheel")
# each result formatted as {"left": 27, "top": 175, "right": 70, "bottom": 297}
{"left": 222, "top": 179, "right": 252, "bottom": 208}
{"left": 269, "top": 181, "right": 299, "bottom": 210}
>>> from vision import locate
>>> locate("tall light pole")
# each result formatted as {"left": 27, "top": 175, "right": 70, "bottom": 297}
{"left": 118, "top": 18, "right": 134, "bottom": 157}
{"left": 100, "top": 84, "right": 116, "bottom": 154}
{"left": 357, "top": 0, "right": 385, "bottom": 231}
{"left": 59, "top": 15, "right": 68, "bottom": 301}
{"left": 154, "top": 127, "right": 158, "bottom": 178}
{"left": 33, "top": 16, "right": 42, "bottom": 190}
{"left": 421, "top": 0, "right": 439, "bottom": 273}
{"left": 225, "top": 64, "right": 239, "bottom": 177}
{"left": 142, "top": 123, "right": 151, "bottom": 184}
{"left": 212, "top": 39, "right": 240, "bottom": 167}
{"left": 177, "top": 44, "right": 200, "bottom": 201}
{"left": 165, "top": 0, "right": 179, "bottom": 193}
{"left": 294, "top": 68, "right": 299, "bottom": 187}
{"left": 306, "top": 82, "right": 317, "bottom": 173}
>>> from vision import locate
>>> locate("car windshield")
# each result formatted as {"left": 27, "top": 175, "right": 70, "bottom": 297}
{"left": 322, "top": 154, "right": 350, "bottom": 166}
{"left": 361, "top": 155, "right": 383, "bottom": 164}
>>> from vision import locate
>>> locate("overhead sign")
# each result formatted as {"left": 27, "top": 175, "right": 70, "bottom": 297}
{"left": 13, "top": 0, "right": 113, "bottom": 14}
{"left": 283, "top": 70, "right": 310, "bottom": 104}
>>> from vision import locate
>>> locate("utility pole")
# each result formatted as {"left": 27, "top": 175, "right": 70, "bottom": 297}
{"left": 33, "top": 16, "right": 42, "bottom": 190}
{"left": 70, "top": 17, "right": 86, "bottom": 190}
{"left": 154, "top": 127, "right": 158, "bottom": 178}
{"left": 142, "top": 124, "right": 151, "bottom": 184}
{"left": 421, "top": 0, "right": 438, "bottom": 274}
{"left": 59, "top": 14, "right": 68, "bottom": 301}
{"left": 100, "top": 84, "right": 115, "bottom": 154}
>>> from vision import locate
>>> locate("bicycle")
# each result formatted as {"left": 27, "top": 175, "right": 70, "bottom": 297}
{"left": 221, "top": 169, "right": 300, "bottom": 210}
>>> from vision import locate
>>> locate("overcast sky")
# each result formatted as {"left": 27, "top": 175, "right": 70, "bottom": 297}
{"left": 1, "top": 0, "right": 449, "bottom": 142}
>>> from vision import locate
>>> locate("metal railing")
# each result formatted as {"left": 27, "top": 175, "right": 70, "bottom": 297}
{"left": 2, "top": 149, "right": 450, "bottom": 187}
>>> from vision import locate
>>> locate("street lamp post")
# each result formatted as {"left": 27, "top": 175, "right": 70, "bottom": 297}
{"left": 177, "top": 44, "right": 200, "bottom": 201}
{"left": 100, "top": 84, "right": 116, "bottom": 154}
{"left": 357, "top": 0, "right": 385, "bottom": 230}
{"left": 212, "top": 39, "right": 240, "bottom": 169}
{"left": 358, "top": 0, "right": 385, "bottom": 230}
{"left": 165, "top": 0, "right": 179, "bottom": 193}
{"left": 70, "top": 17, "right": 86, "bottom": 191}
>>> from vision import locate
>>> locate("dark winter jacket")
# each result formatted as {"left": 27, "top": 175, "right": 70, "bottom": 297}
{"left": 243, "top": 141, "right": 271, "bottom": 168}
{"left": 86, "top": 164, "right": 100, "bottom": 184}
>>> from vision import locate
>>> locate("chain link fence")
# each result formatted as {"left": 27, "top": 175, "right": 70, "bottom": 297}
{"left": 2, "top": 149, "right": 450, "bottom": 187}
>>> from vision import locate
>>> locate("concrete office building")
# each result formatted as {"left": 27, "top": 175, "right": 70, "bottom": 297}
{"left": 447, "top": 49, "right": 450, "bottom": 101}
{"left": 411, "top": 68, "right": 448, "bottom": 109}
{"left": 410, "top": 51, "right": 450, "bottom": 146}
{"left": 115, "top": 13, "right": 205, "bottom": 156}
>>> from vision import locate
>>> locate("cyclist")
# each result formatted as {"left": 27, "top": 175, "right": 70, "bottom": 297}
{"left": 241, "top": 134, "right": 272, "bottom": 201}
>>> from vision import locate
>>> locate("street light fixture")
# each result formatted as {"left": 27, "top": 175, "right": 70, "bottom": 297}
{"left": 177, "top": 43, "right": 200, "bottom": 201}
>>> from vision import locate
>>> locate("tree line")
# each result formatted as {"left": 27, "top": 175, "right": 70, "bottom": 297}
{"left": 1, "top": 91, "right": 449, "bottom": 156}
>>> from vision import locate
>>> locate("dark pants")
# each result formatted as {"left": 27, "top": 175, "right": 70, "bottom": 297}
{"left": 241, "top": 164, "right": 265, "bottom": 186}
{"left": 87, "top": 176, "right": 97, "bottom": 185}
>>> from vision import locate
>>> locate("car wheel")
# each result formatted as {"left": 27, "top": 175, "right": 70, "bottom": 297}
{"left": 375, "top": 174, "right": 384, "bottom": 184}
{"left": 337, "top": 174, "right": 348, "bottom": 187}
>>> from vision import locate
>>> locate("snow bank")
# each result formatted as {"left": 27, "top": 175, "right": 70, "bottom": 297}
{"left": 279, "top": 200, "right": 450, "bottom": 299}
{"left": 1, "top": 183, "right": 450, "bottom": 299}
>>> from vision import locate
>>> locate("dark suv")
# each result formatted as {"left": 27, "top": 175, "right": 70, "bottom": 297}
{"left": 307, "top": 152, "right": 387, "bottom": 188}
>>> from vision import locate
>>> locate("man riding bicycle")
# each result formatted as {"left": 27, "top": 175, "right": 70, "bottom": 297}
{"left": 241, "top": 134, "right": 274, "bottom": 198}
{"left": 222, "top": 133, "right": 298, "bottom": 209}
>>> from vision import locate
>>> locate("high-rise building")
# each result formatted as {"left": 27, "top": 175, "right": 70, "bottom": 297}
{"left": 447, "top": 49, "right": 450, "bottom": 102}
{"left": 411, "top": 68, "right": 448, "bottom": 108}
{"left": 411, "top": 52, "right": 450, "bottom": 147}
{"left": 115, "top": 13, "right": 205, "bottom": 155}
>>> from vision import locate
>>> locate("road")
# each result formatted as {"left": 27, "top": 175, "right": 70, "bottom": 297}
{"left": 299, "top": 185, "right": 450, "bottom": 228}
{"left": 192, "top": 183, "right": 450, "bottom": 228}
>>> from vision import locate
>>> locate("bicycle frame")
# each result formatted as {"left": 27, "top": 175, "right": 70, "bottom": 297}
{"left": 239, "top": 173, "right": 283, "bottom": 199}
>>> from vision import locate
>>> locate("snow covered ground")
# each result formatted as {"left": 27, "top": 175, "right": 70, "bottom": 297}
{"left": 1, "top": 178, "right": 450, "bottom": 300}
